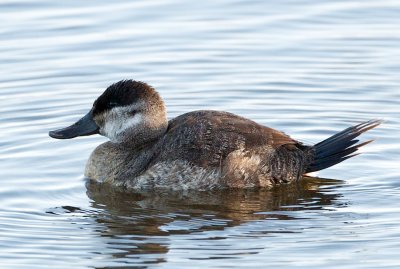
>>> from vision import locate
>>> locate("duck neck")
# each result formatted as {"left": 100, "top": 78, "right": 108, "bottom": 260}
{"left": 112, "top": 110, "right": 168, "bottom": 148}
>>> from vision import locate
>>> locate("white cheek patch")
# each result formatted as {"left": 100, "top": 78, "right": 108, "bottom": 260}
{"left": 102, "top": 105, "right": 143, "bottom": 142}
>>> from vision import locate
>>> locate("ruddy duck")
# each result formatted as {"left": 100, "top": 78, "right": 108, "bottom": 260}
{"left": 49, "top": 80, "right": 381, "bottom": 190}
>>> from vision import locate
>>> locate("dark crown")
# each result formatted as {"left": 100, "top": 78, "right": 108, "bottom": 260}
{"left": 93, "top": 80, "right": 157, "bottom": 115}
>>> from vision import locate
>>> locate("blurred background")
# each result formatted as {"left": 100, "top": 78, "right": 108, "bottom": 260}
{"left": 0, "top": 1, "right": 399, "bottom": 268}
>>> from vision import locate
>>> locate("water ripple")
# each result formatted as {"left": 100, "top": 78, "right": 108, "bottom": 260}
{"left": 1, "top": 0, "right": 400, "bottom": 268}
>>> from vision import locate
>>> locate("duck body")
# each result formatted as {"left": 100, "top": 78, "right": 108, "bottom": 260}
{"left": 50, "top": 80, "right": 381, "bottom": 191}
{"left": 85, "top": 110, "right": 309, "bottom": 190}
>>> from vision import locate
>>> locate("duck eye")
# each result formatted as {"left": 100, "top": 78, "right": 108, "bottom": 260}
{"left": 108, "top": 101, "right": 119, "bottom": 109}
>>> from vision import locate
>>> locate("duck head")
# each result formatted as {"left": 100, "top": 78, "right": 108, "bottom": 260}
{"left": 49, "top": 80, "right": 168, "bottom": 145}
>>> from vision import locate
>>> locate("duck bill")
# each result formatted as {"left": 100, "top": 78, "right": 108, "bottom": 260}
{"left": 49, "top": 110, "right": 99, "bottom": 139}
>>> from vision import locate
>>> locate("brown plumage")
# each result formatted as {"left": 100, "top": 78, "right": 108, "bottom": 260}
{"left": 49, "top": 80, "right": 382, "bottom": 190}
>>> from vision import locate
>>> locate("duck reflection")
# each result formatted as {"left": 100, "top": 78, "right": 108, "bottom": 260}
{"left": 83, "top": 177, "right": 345, "bottom": 266}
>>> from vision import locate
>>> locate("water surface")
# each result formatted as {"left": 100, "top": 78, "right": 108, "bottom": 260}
{"left": 1, "top": 0, "right": 400, "bottom": 268}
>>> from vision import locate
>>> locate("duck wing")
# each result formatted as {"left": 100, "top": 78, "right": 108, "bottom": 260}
{"left": 155, "top": 110, "right": 299, "bottom": 167}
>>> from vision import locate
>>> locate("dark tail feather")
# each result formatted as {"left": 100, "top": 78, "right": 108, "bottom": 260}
{"left": 306, "top": 119, "right": 382, "bottom": 173}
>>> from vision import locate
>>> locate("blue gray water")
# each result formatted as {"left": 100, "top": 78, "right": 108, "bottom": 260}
{"left": 1, "top": 0, "right": 399, "bottom": 268}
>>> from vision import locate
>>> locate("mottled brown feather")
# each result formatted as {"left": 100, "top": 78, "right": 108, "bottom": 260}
{"left": 152, "top": 110, "right": 299, "bottom": 169}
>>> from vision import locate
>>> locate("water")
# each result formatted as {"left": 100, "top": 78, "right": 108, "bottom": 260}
{"left": 1, "top": 0, "right": 399, "bottom": 268}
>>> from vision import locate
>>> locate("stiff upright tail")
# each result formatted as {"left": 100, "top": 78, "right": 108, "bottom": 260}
{"left": 306, "top": 119, "right": 382, "bottom": 173}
